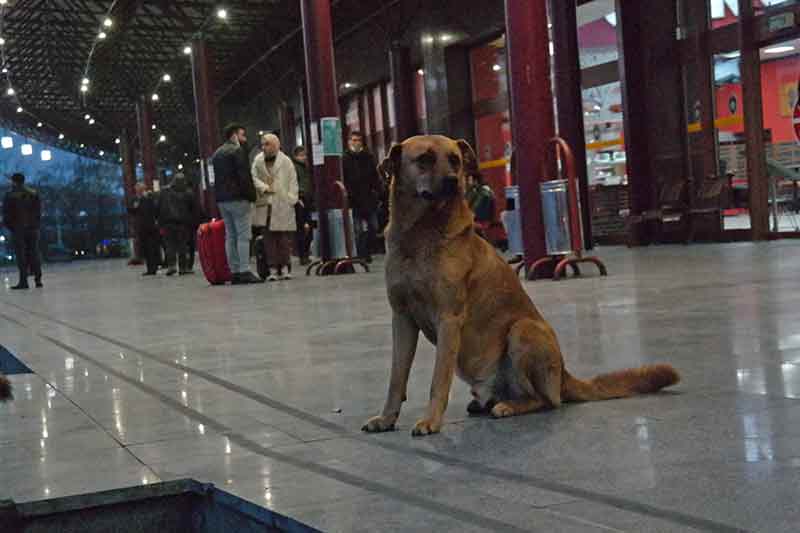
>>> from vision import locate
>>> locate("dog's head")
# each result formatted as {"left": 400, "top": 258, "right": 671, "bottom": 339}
{"left": 379, "top": 135, "right": 477, "bottom": 203}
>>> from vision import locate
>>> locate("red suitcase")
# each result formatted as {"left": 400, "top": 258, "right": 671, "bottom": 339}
{"left": 197, "top": 219, "right": 232, "bottom": 285}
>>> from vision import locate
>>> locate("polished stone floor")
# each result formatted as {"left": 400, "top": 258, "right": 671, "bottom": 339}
{"left": 2, "top": 242, "right": 800, "bottom": 532}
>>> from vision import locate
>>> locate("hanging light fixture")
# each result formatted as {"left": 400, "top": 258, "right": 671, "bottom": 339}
{"left": 16, "top": 106, "right": 22, "bottom": 113}
{"left": 1, "top": 137, "right": 12, "bottom": 149}
{"left": 89, "top": 118, "right": 95, "bottom": 125}
{"left": 115, "top": 138, "right": 121, "bottom": 144}
{"left": 183, "top": 45, "right": 192, "bottom": 55}
{"left": 162, "top": 73, "right": 171, "bottom": 83}
{"left": 21, "top": 144, "right": 33, "bottom": 156}
{"left": 6, "top": 86, "right": 14, "bottom": 96}
{"left": 58, "top": 133, "right": 65, "bottom": 140}
{"left": 36, "top": 122, "right": 42, "bottom": 128}
{"left": 98, "top": 31, "right": 107, "bottom": 40}
{"left": 103, "top": 18, "right": 113, "bottom": 28}
{"left": 151, "top": 93, "right": 159, "bottom": 102}
{"left": 41, "top": 150, "right": 52, "bottom": 161}
{"left": 217, "top": 8, "right": 228, "bottom": 20}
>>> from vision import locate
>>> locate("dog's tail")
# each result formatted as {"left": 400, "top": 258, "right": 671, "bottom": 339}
{"left": 562, "top": 364, "right": 679, "bottom": 402}
{"left": 0, "top": 373, "right": 12, "bottom": 402}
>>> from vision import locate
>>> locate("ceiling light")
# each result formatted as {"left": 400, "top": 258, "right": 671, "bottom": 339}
{"left": 84, "top": 114, "right": 91, "bottom": 120}
{"left": 119, "top": 157, "right": 123, "bottom": 162}
{"left": 89, "top": 118, "right": 95, "bottom": 125}
{"left": 1, "top": 67, "right": 7, "bottom": 74}
{"left": 41, "top": 150, "right": 52, "bottom": 161}
{"left": 36, "top": 122, "right": 42, "bottom": 128}
{"left": 58, "top": 133, "right": 64, "bottom": 140}
{"left": 115, "top": 138, "right": 121, "bottom": 144}
{"left": 98, "top": 31, "right": 107, "bottom": 40}
{"left": 764, "top": 45, "right": 795, "bottom": 54}
{"left": 159, "top": 134, "right": 166, "bottom": 142}
{"left": 16, "top": 106, "right": 22, "bottom": 113}
{"left": 151, "top": 93, "right": 159, "bottom": 101}
{"left": 80, "top": 85, "right": 89, "bottom": 93}
{"left": 152, "top": 124, "right": 157, "bottom": 130}
{"left": 6, "top": 87, "right": 14, "bottom": 96}
{"left": 178, "top": 164, "right": 184, "bottom": 170}
{"left": 82, "top": 77, "right": 90, "bottom": 85}
{"left": 21, "top": 144, "right": 33, "bottom": 156}
{"left": 417, "top": 69, "right": 424, "bottom": 76}
{"left": 217, "top": 8, "right": 228, "bottom": 19}
{"left": 162, "top": 73, "right": 171, "bottom": 82}
{"left": 183, "top": 45, "right": 192, "bottom": 55}
{"left": 343, "top": 83, "right": 353, "bottom": 89}
{"left": 1, "top": 137, "right": 12, "bottom": 149}
{"left": 492, "top": 64, "right": 502, "bottom": 72}
{"left": 99, "top": 150, "right": 104, "bottom": 156}
{"left": 80, "top": 143, "right": 85, "bottom": 148}
{"left": 440, "top": 34, "right": 453, "bottom": 43}
{"left": 0, "top": 37, "right": 5, "bottom": 46}
{"left": 0, "top": 1, "right": 7, "bottom": 6}
{"left": 103, "top": 18, "right": 113, "bottom": 28}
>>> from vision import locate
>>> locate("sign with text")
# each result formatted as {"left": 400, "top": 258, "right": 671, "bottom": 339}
{"left": 321, "top": 117, "right": 343, "bottom": 156}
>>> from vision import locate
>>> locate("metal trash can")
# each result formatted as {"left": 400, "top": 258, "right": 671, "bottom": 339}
{"left": 311, "top": 209, "right": 356, "bottom": 259}
{"left": 502, "top": 186, "right": 524, "bottom": 256}
{"left": 540, "top": 179, "right": 572, "bottom": 255}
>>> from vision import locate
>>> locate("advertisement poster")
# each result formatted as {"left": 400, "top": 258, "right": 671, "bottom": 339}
{"left": 321, "top": 117, "right": 343, "bottom": 156}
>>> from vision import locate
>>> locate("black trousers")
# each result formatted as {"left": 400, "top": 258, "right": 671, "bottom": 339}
{"left": 140, "top": 229, "right": 161, "bottom": 274}
{"left": 163, "top": 224, "right": 192, "bottom": 272}
{"left": 12, "top": 228, "right": 41, "bottom": 283}
{"left": 294, "top": 201, "right": 312, "bottom": 259}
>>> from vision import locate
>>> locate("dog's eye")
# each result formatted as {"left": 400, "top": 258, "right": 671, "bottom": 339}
{"left": 448, "top": 153, "right": 461, "bottom": 170}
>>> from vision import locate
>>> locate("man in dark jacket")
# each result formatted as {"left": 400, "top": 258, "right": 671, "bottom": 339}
{"left": 128, "top": 183, "right": 161, "bottom": 276}
{"left": 158, "top": 173, "right": 196, "bottom": 276}
{"left": 211, "top": 123, "right": 261, "bottom": 284}
{"left": 3, "top": 173, "right": 42, "bottom": 289}
{"left": 292, "top": 146, "right": 314, "bottom": 265}
{"left": 342, "top": 132, "right": 381, "bottom": 262}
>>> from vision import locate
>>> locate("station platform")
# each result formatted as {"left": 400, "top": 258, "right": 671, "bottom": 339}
{"left": 1, "top": 242, "right": 799, "bottom": 532}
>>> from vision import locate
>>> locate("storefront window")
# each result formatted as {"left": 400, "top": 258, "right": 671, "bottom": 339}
{"left": 710, "top": 0, "right": 740, "bottom": 28}
{"left": 759, "top": 40, "right": 800, "bottom": 232}
{"left": 713, "top": 52, "right": 750, "bottom": 230}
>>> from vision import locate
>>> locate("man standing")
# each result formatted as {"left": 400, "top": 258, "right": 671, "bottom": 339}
{"left": 3, "top": 173, "right": 42, "bottom": 289}
{"left": 292, "top": 146, "right": 313, "bottom": 266}
{"left": 342, "top": 132, "right": 381, "bottom": 262}
{"left": 128, "top": 183, "right": 161, "bottom": 276}
{"left": 158, "top": 173, "right": 196, "bottom": 276}
{"left": 211, "top": 123, "right": 262, "bottom": 285}
{"left": 252, "top": 134, "right": 299, "bottom": 281}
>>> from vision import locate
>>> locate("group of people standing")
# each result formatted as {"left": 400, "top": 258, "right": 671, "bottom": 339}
{"left": 210, "top": 124, "right": 384, "bottom": 285}
{"left": 128, "top": 174, "right": 200, "bottom": 277}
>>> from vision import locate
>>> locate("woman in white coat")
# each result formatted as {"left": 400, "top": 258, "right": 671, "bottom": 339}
{"left": 251, "top": 133, "right": 299, "bottom": 281}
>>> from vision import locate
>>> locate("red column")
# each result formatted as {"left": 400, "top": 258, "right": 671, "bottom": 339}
{"left": 301, "top": 0, "right": 343, "bottom": 261}
{"left": 550, "top": 0, "right": 593, "bottom": 250}
{"left": 190, "top": 38, "right": 221, "bottom": 218}
{"left": 120, "top": 129, "right": 141, "bottom": 263}
{"left": 389, "top": 44, "right": 417, "bottom": 143}
{"left": 504, "top": 0, "right": 555, "bottom": 267}
{"left": 136, "top": 96, "right": 156, "bottom": 190}
{"left": 739, "top": 0, "right": 768, "bottom": 240}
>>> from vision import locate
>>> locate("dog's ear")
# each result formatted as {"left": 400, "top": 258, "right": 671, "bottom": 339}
{"left": 379, "top": 143, "right": 403, "bottom": 180}
{"left": 455, "top": 139, "right": 477, "bottom": 170}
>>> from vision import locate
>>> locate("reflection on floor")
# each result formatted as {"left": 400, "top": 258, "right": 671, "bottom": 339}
{"left": 2, "top": 243, "right": 800, "bottom": 532}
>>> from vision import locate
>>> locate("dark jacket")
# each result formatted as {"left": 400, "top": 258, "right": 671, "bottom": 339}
{"left": 212, "top": 140, "right": 256, "bottom": 203}
{"left": 293, "top": 158, "right": 314, "bottom": 206}
{"left": 159, "top": 180, "right": 196, "bottom": 226}
{"left": 342, "top": 149, "right": 381, "bottom": 217}
{"left": 3, "top": 185, "right": 41, "bottom": 232}
{"left": 128, "top": 192, "right": 159, "bottom": 233}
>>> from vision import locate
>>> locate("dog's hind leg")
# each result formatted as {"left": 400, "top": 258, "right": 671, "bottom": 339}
{"left": 506, "top": 318, "right": 564, "bottom": 409}
{"left": 491, "top": 397, "right": 546, "bottom": 418}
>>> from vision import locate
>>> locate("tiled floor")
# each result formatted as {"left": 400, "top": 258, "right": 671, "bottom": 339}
{"left": 2, "top": 242, "right": 800, "bottom": 531}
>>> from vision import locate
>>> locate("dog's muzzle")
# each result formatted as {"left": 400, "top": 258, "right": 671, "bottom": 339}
{"left": 415, "top": 175, "right": 459, "bottom": 200}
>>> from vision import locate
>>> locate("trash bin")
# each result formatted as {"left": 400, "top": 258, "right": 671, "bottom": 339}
{"left": 502, "top": 186, "right": 524, "bottom": 256}
{"left": 540, "top": 179, "right": 572, "bottom": 256}
{"left": 311, "top": 209, "right": 356, "bottom": 259}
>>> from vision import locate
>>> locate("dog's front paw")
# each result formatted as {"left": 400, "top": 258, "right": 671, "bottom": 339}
{"left": 411, "top": 418, "right": 441, "bottom": 437}
{"left": 491, "top": 402, "right": 515, "bottom": 418}
{"left": 362, "top": 415, "right": 398, "bottom": 433}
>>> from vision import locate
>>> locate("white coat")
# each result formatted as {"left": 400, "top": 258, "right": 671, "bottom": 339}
{"left": 251, "top": 150, "right": 299, "bottom": 231}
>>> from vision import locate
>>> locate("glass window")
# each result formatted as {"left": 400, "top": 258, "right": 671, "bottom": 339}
{"left": 0, "top": 127, "right": 125, "bottom": 261}
{"left": 710, "top": 0, "right": 739, "bottom": 28}
{"left": 755, "top": 0, "right": 798, "bottom": 15}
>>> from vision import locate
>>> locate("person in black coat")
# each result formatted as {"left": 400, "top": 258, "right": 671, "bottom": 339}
{"left": 128, "top": 183, "right": 161, "bottom": 276}
{"left": 158, "top": 173, "right": 197, "bottom": 276}
{"left": 2, "top": 173, "right": 43, "bottom": 289}
{"left": 342, "top": 132, "right": 381, "bottom": 262}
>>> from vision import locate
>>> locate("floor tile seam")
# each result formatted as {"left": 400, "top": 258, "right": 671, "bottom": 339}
{"left": 0, "top": 301, "right": 755, "bottom": 533}
{"left": 0, "top": 319, "right": 166, "bottom": 481}
{"left": 24, "top": 329, "right": 540, "bottom": 533}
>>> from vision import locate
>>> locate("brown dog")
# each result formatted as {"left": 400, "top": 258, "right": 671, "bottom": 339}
{"left": 362, "top": 135, "right": 679, "bottom": 437}
{"left": 0, "top": 373, "right": 11, "bottom": 402}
